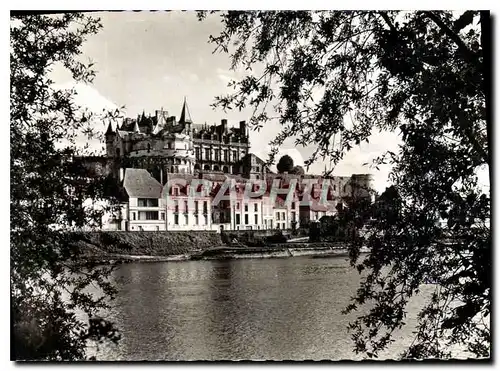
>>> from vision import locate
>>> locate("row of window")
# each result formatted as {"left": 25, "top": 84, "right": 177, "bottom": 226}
{"left": 129, "top": 210, "right": 298, "bottom": 224}
{"left": 195, "top": 148, "right": 245, "bottom": 162}
{"left": 235, "top": 202, "right": 259, "bottom": 212}
{"left": 130, "top": 211, "right": 164, "bottom": 221}
{"left": 195, "top": 133, "right": 242, "bottom": 143}
{"left": 129, "top": 224, "right": 288, "bottom": 231}
{"left": 173, "top": 214, "right": 208, "bottom": 225}
{"left": 138, "top": 198, "right": 158, "bottom": 207}
{"left": 235, "top": 213, "right": 259, "bottom": 225}
{"left": 137, "top": 199, "right": 301, "bottom": 213}
{"left": 172, "top": 200, "right": 208, "bottom": 213}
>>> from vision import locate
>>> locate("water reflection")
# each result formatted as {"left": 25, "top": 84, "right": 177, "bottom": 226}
{"left": 94, "top": 256, "right": 432, "bottom": 361}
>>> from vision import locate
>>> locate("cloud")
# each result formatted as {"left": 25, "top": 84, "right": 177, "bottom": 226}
{"left": 51, "top": 82, "right": 118, "bottom": 155}
{"left": 53, "top": 81, "right": 118, "bottom": 113}
{"left": 217, "top": 73, "right": 233, "bottom": 85}
{"left": 249, "top": 123, "right": 401, "bottom": 192}
{"left": 216, "top": 67, "right": 237, "bottom": 85}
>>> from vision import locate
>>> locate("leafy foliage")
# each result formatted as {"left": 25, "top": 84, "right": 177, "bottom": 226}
{"left": 276, "top": 154, "right": 294, "bottom": 173}
{"left": 200, "top": 10, "right": 490, "bottom": 359}
{"left": 11, "top": 13, "right": 122, "bottom": 360}
{"left": 291, "top": 165, "right": 305, "bottom": 175}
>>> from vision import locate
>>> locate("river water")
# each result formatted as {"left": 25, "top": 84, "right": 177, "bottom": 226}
{"left": 89, "top": 255, "right": 448, "bottom": 361}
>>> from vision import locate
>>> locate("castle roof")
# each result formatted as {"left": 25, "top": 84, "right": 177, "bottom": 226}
{"left": 123, "top": 168, "right": 163, "bottom": 199}
{"left": 105, "top": 121, "right": 114, "bottom": 135}
{"left": 179, "top": 97, "right": 192, "bottom": 124}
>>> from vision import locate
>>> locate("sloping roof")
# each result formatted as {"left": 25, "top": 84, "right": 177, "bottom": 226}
{"left": 179, "top": 98, "right": 192, "bottom": 124}
{"left": 123, "top": 168, "right": 162, "bottom": 198}
{"left": 105, "top": 121, "right": 114, "bottom": 135}
{"left": 120, "top": 119, "right": 136, "bottom": 131}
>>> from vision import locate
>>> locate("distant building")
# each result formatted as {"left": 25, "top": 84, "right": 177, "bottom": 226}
{"left": 92, "top": 99, "right": 374, "bottom": 232}
{"left": 104, "top": 98, "right": 258, "bottom": 182}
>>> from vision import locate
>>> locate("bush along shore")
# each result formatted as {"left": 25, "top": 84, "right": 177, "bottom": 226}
{"left": 69, "top": 230, "right": 360, "bottom": 264}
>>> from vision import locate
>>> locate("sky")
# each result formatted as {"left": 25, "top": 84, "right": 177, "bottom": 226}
{"left": 50, "top": 10, "right": 404, "bottom": 193}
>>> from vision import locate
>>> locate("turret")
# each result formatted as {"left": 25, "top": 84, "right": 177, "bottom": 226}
{"left": 179, "top": 97, "right": 192, "bottom": 134}
{"left": 155, "top": 108, "right": 168, "bottom": 129}
{"left": 239, "top": 120, "right": 247, "bottom": 137}
{"left": 105, "top": 120, "right": 116, "bottom": 157}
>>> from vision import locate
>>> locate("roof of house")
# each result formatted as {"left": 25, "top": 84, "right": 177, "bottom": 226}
{"left": 123, "top": 168, "right": 163, "bottom": 198}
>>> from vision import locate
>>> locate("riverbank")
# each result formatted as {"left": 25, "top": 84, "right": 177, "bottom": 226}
{"left": 70, "top": 231, "right": 363, "bottom": 264}
{"left": 80, "top": 244, "right": 365, "bottom": 264}
{"left": 70, "top": 230, "right": 223, "bottom": 256}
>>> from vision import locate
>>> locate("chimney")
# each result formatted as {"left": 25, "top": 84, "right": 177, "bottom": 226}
{"left": 221, "top": 119, "right": 228, "bottom": 133}
{"left": 167, "top": 116, "right": 176, "bottom": 126}
{"left": 239, "top": 120, "right": 247, "bottom": 136}
{"left": 155, "top": 109, "right": 167, "bottom": 126}
{"left": 119, "top": 168, "right": 125, "bottom": 182}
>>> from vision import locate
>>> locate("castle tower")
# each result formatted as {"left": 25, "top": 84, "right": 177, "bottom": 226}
{"left": 179, "top": 97, "right": 192, "bottom": 134}
{"left": 105, "top": 120, "right": 116, "bottom": 157}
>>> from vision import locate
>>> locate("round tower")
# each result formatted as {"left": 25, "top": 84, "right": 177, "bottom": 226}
{"left": 350, "top": 174, "right": 375, "bottom": 202}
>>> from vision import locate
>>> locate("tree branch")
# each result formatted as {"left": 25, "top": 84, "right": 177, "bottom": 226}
{"left": 424, "top": 11, "right": 477, "bottom": 63}
{"left": 379, "top": 11, "right": 397, "bottom": 32}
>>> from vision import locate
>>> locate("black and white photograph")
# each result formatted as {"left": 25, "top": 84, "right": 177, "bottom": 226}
{"left": 9, "top": 6, "right": 492, "bottom": 362}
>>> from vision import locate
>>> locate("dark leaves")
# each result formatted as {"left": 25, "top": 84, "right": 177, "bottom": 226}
{"left": 11, "top": 14, "right": 120, "bottom": 360}
{"left": 201, "top": 10, "right": 490, "bottom": 359}
{"left": 454, "top": 11, "right": 477, "bottom": 32}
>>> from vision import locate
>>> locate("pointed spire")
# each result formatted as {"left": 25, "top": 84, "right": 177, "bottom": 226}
{"left": 179, "top": 97, "right": 192, "bottom": 124}
{"left": 105, "top": 120, "right": 114, "bottom": 135}
{"left": 152, "top": 119, "right": 160, "bottom": 135}
{"left": 133, "top": 120, "right": 140, "bottom": 133}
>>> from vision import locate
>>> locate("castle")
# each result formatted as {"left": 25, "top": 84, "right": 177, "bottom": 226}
{"left": 104, "top": 99, "right": 259, "bottom": 183}
{"left": 90, "top": 99, "right": 374, "bottom": 232}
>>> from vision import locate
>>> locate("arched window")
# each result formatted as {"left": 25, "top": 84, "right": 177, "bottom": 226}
{"left": 214, "top": 165, "right": 220, "bottom": 171}
{"left": 203, "top": 164, "right": 210, "bottom": 171}
{"left": 223, "top": 166, "right": 229, "bottom": 173}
